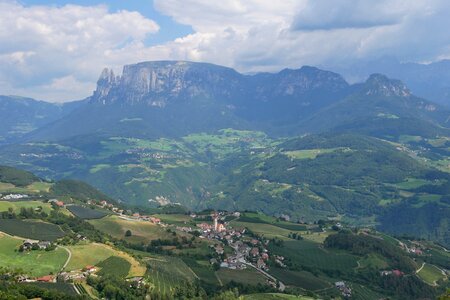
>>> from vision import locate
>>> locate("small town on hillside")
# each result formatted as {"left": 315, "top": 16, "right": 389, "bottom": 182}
{"left": 1, "top": 193, "right": 443, "bottom": 299}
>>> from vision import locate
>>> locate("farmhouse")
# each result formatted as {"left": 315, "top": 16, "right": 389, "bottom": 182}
{"left": 250, "top": 247, "right": 259, "bottom": 257}
{"left": 36, "top": 275, "right": 54, "bottom": 282}
{"left": 48, "top": 199, "right": 64, "bottom": 207}
{"left": 257, "top": 258, "right": 266, "bottom": 269}
{"left": 38, "top": 241, "right": 51, "bottom": 249}
{"left": 214, "top": 245, "right": 224, "bottom": 255}
{"left": 22, "top": 239, "right": 35, "bottom": 250}
{"left": 84, "top": 265, "right": 97, "bottom": 273}
{"left": 149, "top": 217, "right": 161, "bottom": 224}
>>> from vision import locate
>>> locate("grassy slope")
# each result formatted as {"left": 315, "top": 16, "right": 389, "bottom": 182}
{"left": 417, "top": 263, "right": 446, "bottom": 285}
{"left": 89, "top": 215, "right": 169, "bottom": 244}
{"left": 0, "top": 233, "right": 67, "bottom": 276}
{"left": 0, "top": 200, "right": 53, "bottom": 214}
{"left": 66, "top": 242, "right": 145, "bottom": 277}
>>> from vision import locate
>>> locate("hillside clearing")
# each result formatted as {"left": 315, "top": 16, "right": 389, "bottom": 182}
{"left": 0, "top": 233, "right": 67, "bottom": 277}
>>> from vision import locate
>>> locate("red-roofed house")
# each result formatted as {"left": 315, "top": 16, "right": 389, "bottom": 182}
{"left": 84, "top": 265, "right": 97, "bottom": 273}
{"left": 36, "top": 275, "right": 54, "bottom": 282}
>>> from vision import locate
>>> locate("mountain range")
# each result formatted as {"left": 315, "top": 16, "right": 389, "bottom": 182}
{"left": 0, "top": 60, "right": 449, "bottom": 246}
{"left": 3, "top": 60, "right": 448, "bottom": 143}
{"left": 336, "top": 57, "right": 450, "bottom": 107}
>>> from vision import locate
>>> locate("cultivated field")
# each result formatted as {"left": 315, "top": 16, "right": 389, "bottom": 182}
{"left": 89, "top": 215, "right": 169, "bottom": 243}
{"left": 97, "top": 256, "right": 130, "bottom": 278}
{"left": 230, "top": 220, "right": 302, "bottom": 240}
{"left": 182, "top": 257, "right": 219, "bottom": 285}
{"left": 66, "top": 205, "right": 108, "bottom": 219}
{"left": 216, "top": 268, "right": 267, "bottom": 286}
{"left": 269, "top": 240, "right": 358, "bottom": 272}
{"left": 146, "top": 255, "right": 196, "bottom": 296}
{"left": 0, "top": 181, "right": 52, "bottom": 194}
{"left": 417, "top": 263, "right": 446, "bottom": 285}
{"left": 153, "top": 214, "right": 191, "bottom": 226}
{"left": 21, "top": 282, "right": 78, "bottom": 295}
{"left": 65, "top": 243, "right": 115, "bottom": 271}
{"left": 66, "top": 242, "right": 145, "bottom": 277}
{"left": 0, "top": 233, "right": 68, "bottom": 276}
{"left": 0, "top": 219, "right": 65, "bottom": 241}
{"left": 269, "top": 268, "right": 330, "bottom": 291}
{"left": 0, "top": 200, "right": 53, "bottom": 214}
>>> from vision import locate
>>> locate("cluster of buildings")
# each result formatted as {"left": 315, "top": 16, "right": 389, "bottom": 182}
{"left": 21, "top": 239, "right": 52, "bottom": 251}
{"left": 96, "top": 200, "right": 162, "bottom": 225}
{"left": 19, "top": 152, "right": 83, "bottom": 160}
{"left": 48, "top": 199, "right": 65, "bottom": 207}
{"left": 1, "top": 193, "right": 29, "bottom": 200}
{"left": 380, "top": 269, "right": 404, "bottom": 277}
{"left": 57, "top": 265, "right": 98, "bottom": 282}
{"left": 125, "top": 148, "right": 177, "bottom": 160}
{"left": 195, "top": 212, "right": 276, "bottom": 272}
{"left": 197, "top": 212, "right": 244, "bottom": 240}
{"left": 335, "top": 281, "right": 352, "bottom": 298}
{"left": 398, "top": 241, "right": 425, "bottom": 255}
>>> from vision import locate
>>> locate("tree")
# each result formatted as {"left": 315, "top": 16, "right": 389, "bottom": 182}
{"left": 125, "top": 230, "right": 132, "bottom": 237}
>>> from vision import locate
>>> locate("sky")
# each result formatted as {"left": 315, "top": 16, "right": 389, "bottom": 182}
{"left": 2, "top": 0, "right": 450, "bottom": 102}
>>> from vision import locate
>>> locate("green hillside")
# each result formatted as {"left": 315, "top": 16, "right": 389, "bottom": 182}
{"left": 1, "top": 129, "right": 449, "bottom": 247}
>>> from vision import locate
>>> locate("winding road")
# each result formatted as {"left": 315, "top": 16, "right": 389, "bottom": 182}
{"left": 59, "top": 245, "right": 72, "bottom": 271}
{"left": 243, "top": 262, "right": 286, "bottom": 291}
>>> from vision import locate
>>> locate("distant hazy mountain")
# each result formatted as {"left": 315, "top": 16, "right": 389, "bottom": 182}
{"left": 297, "top": 74, "right": 450, "bottom": 137}
{"left": 336, "top": 57, "right": 450, "bottom": 107}
{"left": 0, "top": 95, "right": 84, "bottom": 143}
{"left": 26, "top": 60, "right": 449, "bottom": 142}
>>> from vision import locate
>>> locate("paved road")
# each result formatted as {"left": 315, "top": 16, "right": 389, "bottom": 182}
{"left": 243, "top": 262, "right": 286, "bottom": 291}
{"left": 59, "top": 246, "right": 72, "bottom": 271}
{"left": 416, "top": 262, "right": 425, "bottom": 274}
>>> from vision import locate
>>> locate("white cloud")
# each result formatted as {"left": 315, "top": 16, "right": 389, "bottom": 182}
{"left": 2, "top": 0, "right": 450, "bottom": 101}
{"left": 0, "top": 1, "right": 159, "bottom": 102}
{"left": 152, "top": 0, "right": 450, "bottom": 72}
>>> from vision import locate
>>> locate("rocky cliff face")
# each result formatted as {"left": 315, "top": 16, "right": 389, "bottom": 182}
{"left": 91, "top": 61, "right": 243, "bottom": 106}
{"left": 363, "top": 74, "right": 411, "bottom": 97}
{"left": 90, "top": 61, "right": 350, "bottom": 107}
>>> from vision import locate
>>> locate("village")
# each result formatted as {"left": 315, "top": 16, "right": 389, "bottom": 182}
{"left": 4, "top": 194, "right": 445, "bottom": 299}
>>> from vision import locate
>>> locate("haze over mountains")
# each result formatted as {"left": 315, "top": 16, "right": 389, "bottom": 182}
{"left": 0, "top": 61, "right": 449, "bottom": 247}
{"left": 337, "top": 58, "right": 450, "bottom": 107}
{"left": 2, "top": 60, "right": 449, "bottom": 143}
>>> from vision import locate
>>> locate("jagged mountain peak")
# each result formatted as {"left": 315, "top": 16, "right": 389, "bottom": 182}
{"left": 90, "top": 60, "right": 352, "bottom": 107}
{"left": 363, "top": 73, "right": 411, "bottom": 97}
{"left": 91, "top": 60, "right": 242, "bottom": 105}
